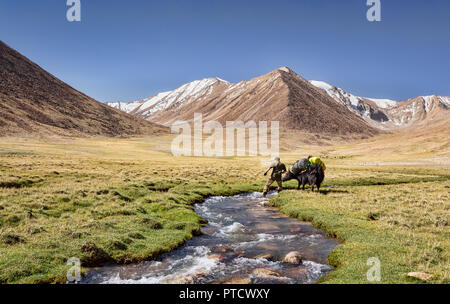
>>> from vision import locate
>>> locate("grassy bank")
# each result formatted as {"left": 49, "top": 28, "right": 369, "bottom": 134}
{"left": 274, "top": 169, "right": 450, "bottom": 284}
{"left": 0, "top": 137, "right": 266, "bottom": 283}
{"left": 0, "top": 137, "right": 449, "bottom": 283}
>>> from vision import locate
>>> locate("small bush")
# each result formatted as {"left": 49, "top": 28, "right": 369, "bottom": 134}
{"left": 80, "top": 242, "right": 110, "bottom": 266}
{"left": 128, "top": 233, "right": 145, "bottom": 240}
{"left": 112, "top": 191, "right": 131, "bottom": 202}
{"left": 1, "top": 232, "right": 25, "bottom": 245}
{"left": 0, "top": 179, "right": 35, "bottom": 189}
{"left": 109, "top": 240, "right": 128, "bottom": 251}
{"left": 142, "top": 217, "right": 162, "bottom": 229}
{"left": 165, "top": 222, "right": 186, "bottom": 230}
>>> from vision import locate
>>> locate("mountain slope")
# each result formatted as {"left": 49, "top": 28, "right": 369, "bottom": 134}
{"left": 0, "top": 41, "right": 167, "bottom": 137}
{"left": 309, "top": 81, "right": 391, "bottom": 125}
{"left": 109, "top": 67, "right": 380, "bottom": 137}
{"left": 108, "top": 78, "right": 230, "bottom": 119}
{"left": 386, "top": 95, "right": 450, "bottom": 127}
{"left": 279, "top": 68, "right": 379, "bottom": 135}
{"left": 310, "top": 80, "right": 450, "bottom": 129}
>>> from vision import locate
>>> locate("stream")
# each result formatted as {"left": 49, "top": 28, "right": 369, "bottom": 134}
{"left": 81, "top": 192, "right": 339, "bottom": 284}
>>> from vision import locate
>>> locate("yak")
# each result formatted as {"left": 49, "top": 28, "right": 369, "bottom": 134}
{"left": 282, "top": 164, "right": 324, "bottom": 192}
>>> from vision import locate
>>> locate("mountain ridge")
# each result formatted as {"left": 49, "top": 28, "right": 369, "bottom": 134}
{"left": 309, "top": 80, "right": 450, "bottom": 129}
{"left": 110, "top": 67, "right": 381, "bottom": 137}
{"left": 107, "top": 66, "right": 448, "bottom": 133}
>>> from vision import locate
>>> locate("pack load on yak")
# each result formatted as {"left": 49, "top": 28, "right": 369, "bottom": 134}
{"left": 308, "top": 156, "right": 326, "bottom": 175}
{"left": 291, "top": 158, "right": 310, "bottom": 175}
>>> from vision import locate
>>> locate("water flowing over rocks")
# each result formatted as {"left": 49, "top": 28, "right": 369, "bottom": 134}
{"left": 283, "top": 251, "right": 303, "bottom": 265}
{"left": 81, "top": 192, "right": 338, "bottom": 284}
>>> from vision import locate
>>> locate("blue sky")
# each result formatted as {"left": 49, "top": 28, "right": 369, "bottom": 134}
{"left": 1, "top": 0, "right": 449, "bottom": 102}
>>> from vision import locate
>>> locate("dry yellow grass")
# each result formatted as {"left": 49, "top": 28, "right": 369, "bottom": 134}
{"left": 0, "top": 134, "right": 448, "bottom": 283}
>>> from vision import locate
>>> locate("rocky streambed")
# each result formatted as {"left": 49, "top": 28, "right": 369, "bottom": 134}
{"left": 81, "top": 192, "right": 339, "bottom": 284}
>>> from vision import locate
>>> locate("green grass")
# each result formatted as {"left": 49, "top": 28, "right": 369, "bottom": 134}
{"left": 271, "top": 177, "right": 450, "bottom": 284}
{"left": 0, "top": 139, "right": 266, "bottom": 283}
{"left": 0, "top": 177, "right": 262, "bottom": 283}
{"left": 0, "top": 137, "right": 449, "bottom": 284}
{"left": 327, "top": 175, "right": 449, "bottom": 187}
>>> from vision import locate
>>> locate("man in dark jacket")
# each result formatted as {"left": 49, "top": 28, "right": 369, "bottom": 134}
{"left": 263, "top": 157, "right": 287, "bottom": 197}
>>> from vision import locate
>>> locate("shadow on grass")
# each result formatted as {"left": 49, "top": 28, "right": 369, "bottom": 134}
{"left": 319, "top": 189, "right": 349, "bottom": 195}
{"left": 271, "top": 185, "right": 349, "bottom": 195}
{"left": 286, "top": 188, "right": 349, "bottom": 195}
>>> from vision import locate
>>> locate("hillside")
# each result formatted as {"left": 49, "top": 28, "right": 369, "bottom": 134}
{"left": 0, "top": 41, "right": 167, "bottom": 137}
{"left": 108, "top": 78, "right": 230, "bottom": 118}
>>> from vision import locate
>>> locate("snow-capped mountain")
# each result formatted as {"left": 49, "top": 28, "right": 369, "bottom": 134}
{"left": 106, "top": 67, "right": 449, "bottom": 132}
{"left": 107, "top": 78, "right": 230, "bottom": 119}
{"left": 109, "top": 67, "right": 380, "bottom": 136}
{"left": 387, "top": 95, "right": 450, "bottom": 126}
{"left": 310, "top": 80, "right": 450, "bottom": 128}
{"left": 309, "top": 80, "right": 391, "bottom": 125}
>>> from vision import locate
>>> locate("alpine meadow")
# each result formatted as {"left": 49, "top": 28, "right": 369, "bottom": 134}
{"left": 1, "top": 0, "right": 449, "bottom": 287}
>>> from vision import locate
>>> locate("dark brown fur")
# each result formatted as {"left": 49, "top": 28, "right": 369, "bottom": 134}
{"left": 282, "top": 164, "right": 324, "bottom": 192}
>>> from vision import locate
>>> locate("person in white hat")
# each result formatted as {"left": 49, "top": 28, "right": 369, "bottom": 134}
{"left": 262, "top": 157, "right": 286, "bottom": 197}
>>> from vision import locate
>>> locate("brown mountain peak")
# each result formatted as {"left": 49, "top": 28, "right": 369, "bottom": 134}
{"left": 277, "top": 66, "right": 292, "bottom": 73}
{"left": 116, "top": 66, "right": 380, "bottom": 137}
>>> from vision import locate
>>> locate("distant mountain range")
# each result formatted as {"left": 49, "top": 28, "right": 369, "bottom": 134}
{"left": 108, "top": 67, "right": 449, "bottom": 135}
{"left": 0, "top": 41, "right": 166, "bottom": 137}
{"left": 1, "top": 40, "right": 447, "bottom": 139}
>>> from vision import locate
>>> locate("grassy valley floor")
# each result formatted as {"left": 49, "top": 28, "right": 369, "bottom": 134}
{"left": 0, "top": 137, "right": 448, "bottom": 283}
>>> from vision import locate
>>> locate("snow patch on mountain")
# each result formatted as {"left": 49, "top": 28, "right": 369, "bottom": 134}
{"left": 310, "top": 80, "right": 334, "bottom": 91}
{"left": 438, "top": 96, "right": 450, "bottom": 107}
{"left": 368, "top": 98, "right": 398, "bottom": 109}
{"left": 108, "top": 78, "right": 230, "bottom": 117}
{"left": 422, "top": 95, "right": 435, "bottom": 113}
{"left": 107, "top": 101, "right": 142, "bottom": 113}
{"left": 142, "top": 78, "right": 224, "bottom": 116}
{"left": 310, "top": 80, "right": 398, "bottom": 109}
{"left": 310, "top": 80, "right": 361, "bottom": 108}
